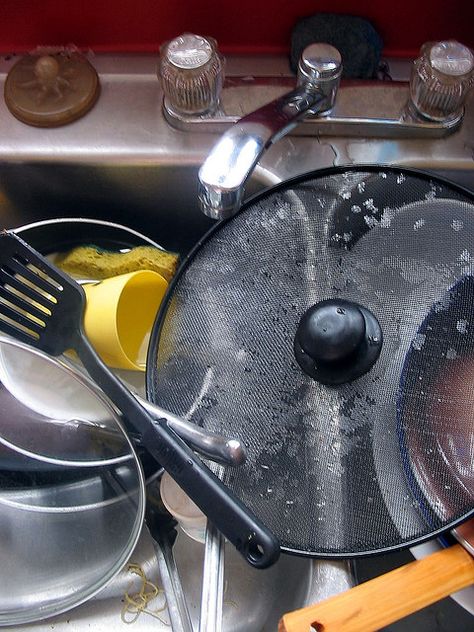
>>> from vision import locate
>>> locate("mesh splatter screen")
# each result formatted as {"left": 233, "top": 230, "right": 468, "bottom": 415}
{"left": 147, "top": 167, "right": 474, "bottom": 556}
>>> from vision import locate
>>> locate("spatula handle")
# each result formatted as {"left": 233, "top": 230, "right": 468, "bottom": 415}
{"left": 76, "top": 334, "right": 280, "bottom": 569}
{"left": 278, "top": 544, "right": 474, "bottom": 632}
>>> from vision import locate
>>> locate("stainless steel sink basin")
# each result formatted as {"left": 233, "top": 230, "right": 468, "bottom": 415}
{"left": 0, "top": 162, "right": 226, "bottom": 255}
{"left": 10, "top": 523, "right": 343, "bottom": 632}
{"left": 0, "top": 51, "right": 473, "bottom": 631}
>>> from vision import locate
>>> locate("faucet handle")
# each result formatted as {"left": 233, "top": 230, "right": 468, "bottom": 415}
{"left": 409, "top": 40, "right": 474, "bottom": 123}
{"left": 159, "top": 33, "right": 225, "bottom": 116}
{"left": 297, "top": 43, "right": 342, "bottom": 112}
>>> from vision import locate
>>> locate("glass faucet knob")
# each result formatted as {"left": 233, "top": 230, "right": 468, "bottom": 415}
{"left": 410, "top": 40, "right": 474, "bottom": 123}
{"left": 159, "top": 33, "right": 224, "bottom": 116}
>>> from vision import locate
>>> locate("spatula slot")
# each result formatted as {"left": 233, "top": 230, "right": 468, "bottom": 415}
{"left": 4, "top": 256, "right": 62, "bottom": 299}
{"left": 0, "top": 285, "right": 49, "bottom": 323}
{"left": 0, "top": 267, "right": 55, "bottom": 313}
{"left": 0, "top": 252, "right": 53, "bottom": 340}
{"left": 0, "top": 299, "right": 42, "bottom": 341}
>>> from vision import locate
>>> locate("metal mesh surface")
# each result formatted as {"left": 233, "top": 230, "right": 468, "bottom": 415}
{"left": 148, "top": 167, "right": 474, "bottom": 556}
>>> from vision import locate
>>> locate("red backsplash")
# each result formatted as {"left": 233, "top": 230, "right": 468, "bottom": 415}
{"left": 1, "top": 0, "right": 472, "bottom": 57}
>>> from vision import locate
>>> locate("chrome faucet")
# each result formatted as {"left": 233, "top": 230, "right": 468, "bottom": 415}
{"left": 198, "top": 43, "right": 342, "bottom": 219}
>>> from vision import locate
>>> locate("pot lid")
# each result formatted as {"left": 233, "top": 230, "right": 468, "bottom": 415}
{"left": 147, "top": 166, "right": 474, "bottom": 557}
{"left": 0, "top": 336, "right": 145, "bottom": 624}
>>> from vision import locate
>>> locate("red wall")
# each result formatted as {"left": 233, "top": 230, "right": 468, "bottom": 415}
{"left": 0, "top": 0, "right": 472, "bottom": 57}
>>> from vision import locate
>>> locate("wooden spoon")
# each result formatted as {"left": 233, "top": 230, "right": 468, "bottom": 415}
{"left": 279, "top": 532, "right": 474, "bottom": 632}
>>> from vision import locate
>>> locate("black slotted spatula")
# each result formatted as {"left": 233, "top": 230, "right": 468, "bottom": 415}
{"left": 0, "top": 230, "right": 280, "bottom": 569}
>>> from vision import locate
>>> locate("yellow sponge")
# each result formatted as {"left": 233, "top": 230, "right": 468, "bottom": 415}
{"left": 55, "top": 244, "right": 179, "bottom": 282}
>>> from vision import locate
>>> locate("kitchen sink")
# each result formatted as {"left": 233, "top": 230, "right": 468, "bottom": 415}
{"left": 0, "top": 158, "right": 356, "bottom": 631}
{"left": 0, "top": 51, "right": 473, "bottom": 631}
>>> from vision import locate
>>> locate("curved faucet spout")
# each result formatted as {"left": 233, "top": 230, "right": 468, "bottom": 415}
{"left": 198, "top": 43, "right": 342, "bottom": 220}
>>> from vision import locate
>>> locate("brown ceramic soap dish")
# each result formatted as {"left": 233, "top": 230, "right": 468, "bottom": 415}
{"left": 4, "top": 50, "right": 100, "bottom": 127}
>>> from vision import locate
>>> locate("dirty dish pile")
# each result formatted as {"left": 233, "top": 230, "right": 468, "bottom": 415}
{"left": 0, "top": 230, "right": 279, "bottom": 569}
{"left": 0, "top": 215, "right": 285, "bottom": 627}
{"left": 0, "top": 218, "right": 185, "bottom": 626}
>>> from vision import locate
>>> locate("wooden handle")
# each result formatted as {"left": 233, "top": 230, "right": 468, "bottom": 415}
{"left": 279, "top": 544, "right": 474, "bottom": 632}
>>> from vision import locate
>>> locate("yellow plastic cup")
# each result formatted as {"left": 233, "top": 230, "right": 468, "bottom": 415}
{"left": 83, "top": 270, "right": 168, "bottom": 371}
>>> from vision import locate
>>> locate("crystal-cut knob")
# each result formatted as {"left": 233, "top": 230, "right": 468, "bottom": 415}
{"left": 159, "top": 33, "right": 224, "bottom": 116}
{"left": 410, "top": 40, "right": 474, "bottom": 123}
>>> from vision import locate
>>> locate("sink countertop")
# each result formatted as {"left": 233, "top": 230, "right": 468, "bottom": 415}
{"left": 0, "top": 53, "right": 472, "bottom": 188}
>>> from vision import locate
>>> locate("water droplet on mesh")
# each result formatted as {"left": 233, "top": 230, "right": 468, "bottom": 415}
{"left": 363, "top": 198, "right": 378, "bottom": 213}
{"left": 456, "top": 319, "right": 468, "bottom": 334}
{"left": 412, "top": 333, "right": 426, "bottom": 351}
{"left": 364, "top": 215, "right": 378, "bottom": 228}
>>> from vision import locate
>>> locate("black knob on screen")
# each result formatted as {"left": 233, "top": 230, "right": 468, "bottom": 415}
{"left": 294, "top": 299, "right": 383, "bottom": 385}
